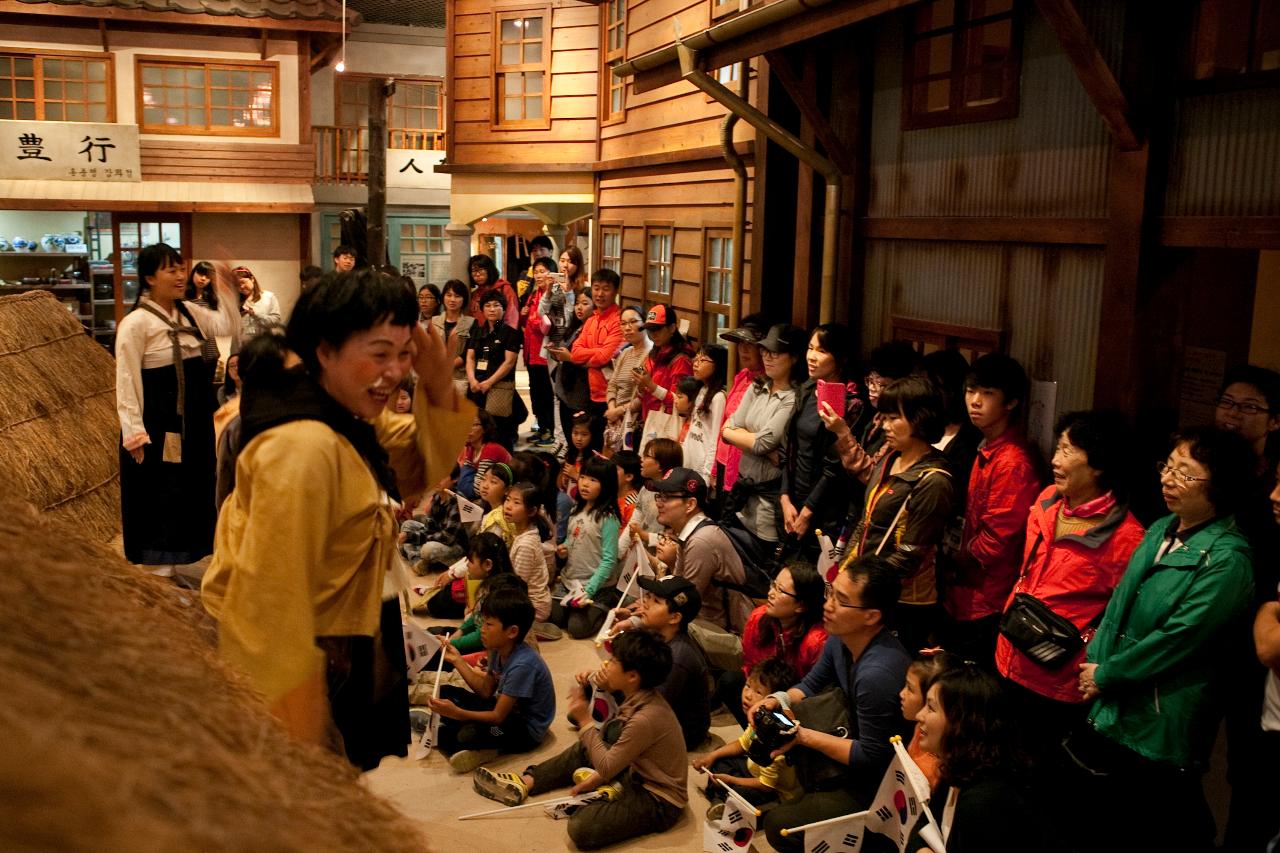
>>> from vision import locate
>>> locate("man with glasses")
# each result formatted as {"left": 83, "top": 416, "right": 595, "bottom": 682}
{"left": 757, "top": 554, "right": 912, "bottom": 853}
{"left": 651, "top": 468, "right": 753, "bottom": 633}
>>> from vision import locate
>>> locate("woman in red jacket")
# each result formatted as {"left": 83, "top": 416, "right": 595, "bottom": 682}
{"left": 633, "top": 302, "right": 694, "bottom": 421}
{"left": 995, "top": 410, "right": 1143, "bottom": 760}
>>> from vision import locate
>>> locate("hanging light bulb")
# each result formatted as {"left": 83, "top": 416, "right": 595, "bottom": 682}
{"left": 336, "top": 0, "right": 347, "bottom": 73}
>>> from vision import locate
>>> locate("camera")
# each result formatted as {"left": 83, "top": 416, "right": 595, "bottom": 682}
{"left": 746, "top": 706, "right": 798, "bottom": 767}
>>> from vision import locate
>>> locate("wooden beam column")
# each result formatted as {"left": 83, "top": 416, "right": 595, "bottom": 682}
{"left": 1034, "top": 0, "right": 1141, "bottom": 150}
{"left": 367, "top": 78, "right": 389, "bottom": 268}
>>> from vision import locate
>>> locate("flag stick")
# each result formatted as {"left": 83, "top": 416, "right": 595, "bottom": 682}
{"left": 457, "top": 793, "right": 583, "bottom": 821}
{"left": 779, "top": 809, "right": 870, "bottom": 837}
{"left": 415, "top": 632, "right": 449, "bottom": 760}
{"left": 695, "top": 769, "right": 763, "bottom": 817}
{"left": 595, "top": 565, "right": 641, "bottom": 646}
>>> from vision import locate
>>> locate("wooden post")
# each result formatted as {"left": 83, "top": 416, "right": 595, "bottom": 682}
{"left": 367, "top": 78, "right": 390, "bottom": 268}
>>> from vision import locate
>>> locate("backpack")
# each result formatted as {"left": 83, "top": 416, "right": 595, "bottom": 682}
{"left": 689, "top": 517, "right": 774, "bottom": 601}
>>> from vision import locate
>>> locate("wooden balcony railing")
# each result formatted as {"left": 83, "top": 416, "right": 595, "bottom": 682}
{"left": 313, "top": 125, "right": 446, "bottom": 184}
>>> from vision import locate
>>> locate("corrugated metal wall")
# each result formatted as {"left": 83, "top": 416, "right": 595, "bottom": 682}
{"left": 863, "top": 240, "right": 1103, "bottom": 413}
{"left": 1165, "top": 88, "right": 1280, "bottom": 217}
{"left": 866, "top": 0, "right": 1122, "bottom": 218}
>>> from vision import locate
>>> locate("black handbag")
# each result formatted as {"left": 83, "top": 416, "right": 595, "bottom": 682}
{"left": 998, "top": 592, "right": 1085, "bottom": 668}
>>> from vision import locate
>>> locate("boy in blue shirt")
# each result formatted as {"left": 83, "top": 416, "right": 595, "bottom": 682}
{"left": 429, "top": 581, "right": 556, "bottom": 772}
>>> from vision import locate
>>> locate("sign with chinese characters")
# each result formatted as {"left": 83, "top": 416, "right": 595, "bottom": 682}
{"left": 1, "top": 119, "right": 141, "bottom": 182}
{"left": 387, "top": 149, "right": 448, "bottom": 189}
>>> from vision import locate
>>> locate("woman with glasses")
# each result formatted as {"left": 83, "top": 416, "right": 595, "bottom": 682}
{"left": 604, "top": 305, "right": 651, "bottom": 451}
{"left": 993, "top": 412, "right": 1144, "bottom": 785}
{"left": 1074, "top": 426, "right": 1256, "bottom": 853}
{"left": 716, "top": 560, "right": 828, "bottom": 728}
{"left": 1210, "top": 364, "right": 1280, "bottom": 853}
{"left": 838, "top": 375, "right": 954, "bottom": 653}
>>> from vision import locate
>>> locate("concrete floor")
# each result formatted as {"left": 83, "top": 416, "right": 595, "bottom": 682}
{"left": 365, "top": 606, "right": 764, "bottom": 853}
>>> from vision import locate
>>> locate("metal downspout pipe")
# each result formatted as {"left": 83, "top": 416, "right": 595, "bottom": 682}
{"left": 676, "top": 42, "right": 840, "bottom": 323}
{"left": 720, "top": 72, "right": 749, "bottom": 373}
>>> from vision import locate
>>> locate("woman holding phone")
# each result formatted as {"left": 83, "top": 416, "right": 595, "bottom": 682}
{"left": 780, "top": 323, "right": 865, "bottom": 552}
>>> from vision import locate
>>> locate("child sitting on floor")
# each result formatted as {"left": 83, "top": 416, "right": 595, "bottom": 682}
{"left": 472, "top": 629, "right": 688, "bottom": 851}
{"left": 430, "top": 533, "right": 514, "bottom": 656}
{"left": 899, "top": 651, "right": 959, "bottom": 789}
{"left": 550, "top": 455, "right": 622, "bottom": 639}
{"left": 429, "top": 580, "right": 555, "bottom": 774}
{"left": 692, "top": 657, "right": 800, "bottom": 806}
{"left": 426, "top": 463, "right": 517, "bottom": 618}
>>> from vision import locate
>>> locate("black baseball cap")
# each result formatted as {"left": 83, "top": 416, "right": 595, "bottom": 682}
{"left": 648, "top": 467, "right": 707, "bottom": 505}
{"left": 637, "top": 575, "right": 702, "bottom": 625}
{"left": 719, "top": 319, "right": 768, "bottom": 344}
{"left": 757, "top": 323, "right": 807, "bottom": 357}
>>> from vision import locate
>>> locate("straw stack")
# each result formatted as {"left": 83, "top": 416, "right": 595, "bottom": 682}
{"left": 0, "top": 290, "right": 120, "bottom": 542}
{"left": 0, "top": 498, "right": 428, "bottom": 852}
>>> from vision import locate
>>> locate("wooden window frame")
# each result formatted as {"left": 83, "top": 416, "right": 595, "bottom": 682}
{"left": 702, "top": 226, "right": 733, "bottom": 336}
{"left": 0, "top": 48, "right": 116, "bottom": 123}
{"left": 1188, "top": 0, "right": 1280, "bottom": 81}
{"left": 901, "top": 0, "right": 1021, "bottom": 131}
{"left": 644, "top": 222, "right": 674, "bottom": 300}
{"left": 136, "top": 55, "right": 280, "bottom": 137}
{"left": 492, "top": 7, "right": 552, "bottom": 130}
{"left": 600, "top": 222, "right": 623, "bottom": 273}
{"left": 601, "top": 0, "right": 627, "bottom": 125}
{"left": 891, "top": 316, "right": 1005, "bottom": 362}
{"left": 711, "top": 0, "right": 747, "bottom": 22}
{"left": 334, "top": 73, "right": 445, "bottom": 132}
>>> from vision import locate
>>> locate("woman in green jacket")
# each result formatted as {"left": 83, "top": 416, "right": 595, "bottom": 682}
{"left": 1076, "top": 426, "right": 1256, "bottom": 853}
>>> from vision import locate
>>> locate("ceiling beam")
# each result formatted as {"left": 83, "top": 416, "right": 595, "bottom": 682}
{"left": 765, "top": 49, "right": 856, "bottom": 174}
{"left": 1033, "top": 0, "right": 1141, "bottom": 150}
{"left": 2, "top": 2, "right": 346, "bottom": 32}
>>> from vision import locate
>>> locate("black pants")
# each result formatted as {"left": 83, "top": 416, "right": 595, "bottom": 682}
{"left": 434, "top": 684, "right": 539, "bottom": 756}
{"left": 549, "top": 586, "right": 621, "bottom": 639}
{"left": 707, "top": 754, "right": 779, "bottom": 807}
{"left": 527, "top": 738, "right": 684, "bottom": 850}
{"left": 527, "top": 363, "right": 554, "bottom": 435}
{"left": 939, "top": 612, "right": 1001, "bottom": 669}
{"left": 763, "top": 788, "right": 862, "bottom": 853}
{"left": 715, "top": 668, "right": 749, "bottom": 729}
{"left": 1066, "top": 728, "right": 1216, "bottom": 853}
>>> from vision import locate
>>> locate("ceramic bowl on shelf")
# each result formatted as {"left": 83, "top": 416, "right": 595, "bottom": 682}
{"left": 12, "top": 238, "right": 27, "bottom": 250}
{"left": 0, "top": 241, "right": 9, "bottom": 252}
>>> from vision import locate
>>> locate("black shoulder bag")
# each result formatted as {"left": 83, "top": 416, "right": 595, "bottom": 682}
{"left": 997, "top": 534, "right": 1100, "bottom": 669}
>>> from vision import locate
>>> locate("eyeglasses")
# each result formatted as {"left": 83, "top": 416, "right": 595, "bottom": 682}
{"left": 1157, "top": 461, "right": 1207, "bottom": 486}
{"left": 769, "top": 580, "right": 798, "bottom": 599}
{"left": 652, "top": 493, "right": 690, "bottom": 504}
{"left": 692, "top": 354, "right": 713, "bottom": 364}
{"left": 1215, "top": 397, "right": 1275, "bottom": 416}
{"left": 823, "top": 583, "right": 874, "bottom": 609}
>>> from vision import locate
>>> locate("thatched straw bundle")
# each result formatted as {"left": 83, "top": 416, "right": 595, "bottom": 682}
{"left": 0, "top": 291, "right": 120, "bottom": 542}
{"left": 0, "top": 500, "right": 429, "bottom": 852}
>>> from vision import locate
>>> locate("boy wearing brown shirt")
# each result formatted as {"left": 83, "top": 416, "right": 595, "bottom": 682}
{"left": 472, "top": 630, "right": 688, "bottom": 850}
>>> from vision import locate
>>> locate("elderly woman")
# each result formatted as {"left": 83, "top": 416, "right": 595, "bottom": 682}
{"left": 1076, "top": 426, "right": 1256, "bottom": 853}
{"left": 994, "top": 411, "right": 1144, "bottom": 764}
{"left": 201, "top": 269, "right": 471, "bottom": 770}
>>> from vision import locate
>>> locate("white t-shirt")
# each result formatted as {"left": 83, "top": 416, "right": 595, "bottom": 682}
{"left": 1264, "top": 583, "right": 1280, "bottom": 733}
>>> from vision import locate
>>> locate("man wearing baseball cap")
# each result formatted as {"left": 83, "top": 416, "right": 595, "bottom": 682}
{"left": 649, "top": 467, "right": 753, "bottom": 672}
{"left": 628, "top": 575, "right": 711, "bottom": 750}
{"left": 714, "top": 312, "right": 770, "bottom": 496}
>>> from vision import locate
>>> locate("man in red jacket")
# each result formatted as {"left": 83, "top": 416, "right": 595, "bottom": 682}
{"left": 548, "top": 268, "right": 623, "bottom": 420}
{"left": 943, "top": 353, "right": 1042, "bottom": 667}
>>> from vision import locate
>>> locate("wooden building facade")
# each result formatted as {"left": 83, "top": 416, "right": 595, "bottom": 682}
{"left": 444, "top": 0, "right": 1280, "bottom": 434}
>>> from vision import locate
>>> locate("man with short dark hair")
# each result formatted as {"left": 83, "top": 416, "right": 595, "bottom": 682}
{"left": 332, "top": 244, "right": 356, "bottom": 273}
{"left": 515, "top": 234, "right": 555, "bottom": 307}
{"left": 548, "top": 268, "right": 623, "bottom": 420}
{"left": 944, "top": 352, "right": 1041, "bottom": 666}
{"left": 650, "top": 468, "right": 753, "bottom": 636}
{"left": 760, "top": 554, "right": 912, "bottom": 853}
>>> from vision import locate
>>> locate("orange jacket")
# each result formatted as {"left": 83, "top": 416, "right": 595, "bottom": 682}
{"left": 569, "top": 303, "right": 623, "bottom": 403}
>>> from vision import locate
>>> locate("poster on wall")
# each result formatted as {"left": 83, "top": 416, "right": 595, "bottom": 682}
{"left": 401, "top": 254, "right": 427, "bottom": 287}
{"left": 1178, "top": 346, "right": 1227, "bottom": 427}
{"left": 428, "top": 254, "right": 452, "bottom": 285}
{"left": 1027, "top": 380, "right": 1058, "bottom": 461}
{"left": 1, "top": 120, "right": 141, "bottom": 181}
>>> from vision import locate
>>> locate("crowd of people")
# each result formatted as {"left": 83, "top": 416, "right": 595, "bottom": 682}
{"left": 113, "top": 242, "right": 1280, "bottom": 852}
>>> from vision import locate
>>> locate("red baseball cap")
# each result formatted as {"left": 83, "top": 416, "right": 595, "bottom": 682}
{"left": 645, "top": 304, "right": 677, "bottom": 328}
